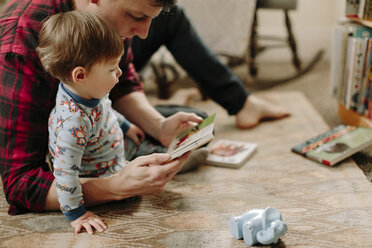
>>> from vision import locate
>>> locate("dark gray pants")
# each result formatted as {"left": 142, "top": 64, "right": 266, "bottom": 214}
{"left": 131, "top": 6, "right": 249, "bottom": 115}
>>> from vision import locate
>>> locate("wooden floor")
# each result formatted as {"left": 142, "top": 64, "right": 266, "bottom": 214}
{"left": 1, "top": 91, "right": 371, "bottom": 248}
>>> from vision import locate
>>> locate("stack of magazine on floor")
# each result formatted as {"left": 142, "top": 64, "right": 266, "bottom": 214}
{"left": 291, "top": 124, "right": 372, "bottom": 166}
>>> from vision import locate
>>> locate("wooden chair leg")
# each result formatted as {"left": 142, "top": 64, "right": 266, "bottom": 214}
{"left": 284, "top": 10, "right": 301, "bottom": 71}
{"left": 249, "top": 8, "right": 259, "bottom": 77}
{"left": 150, "top": 62, "right": 177, "bottom": 99}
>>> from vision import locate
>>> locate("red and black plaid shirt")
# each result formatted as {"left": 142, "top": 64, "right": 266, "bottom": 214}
{"left": 0, "top": 0, "right": 143, "bottom": 215}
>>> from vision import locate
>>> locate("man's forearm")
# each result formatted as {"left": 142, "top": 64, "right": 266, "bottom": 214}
{"left": 45, "top": 176, "right": 134, "bottom": 210}
{"left": 112, "top": 91, "right": 165, "bottom": 141}
{"left": 81, "top": 176, "right": 133, "bottom": 205}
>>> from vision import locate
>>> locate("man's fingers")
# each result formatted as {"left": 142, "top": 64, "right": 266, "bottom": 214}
{"left": 132, "top": 153, "right": 170, "bottom": 167}
{"left": 176, "top": 112, "right": 203, "bottom": 123}
{"left": 156, "top": 152, "right": 191, "bottom": 175}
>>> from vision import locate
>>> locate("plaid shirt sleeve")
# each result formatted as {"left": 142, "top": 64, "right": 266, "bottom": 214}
{"left": 0, "top": 0, "right": 143, "bottom": 215}
{"left": 0, "top": 52, "right": 57, "bottom": 215}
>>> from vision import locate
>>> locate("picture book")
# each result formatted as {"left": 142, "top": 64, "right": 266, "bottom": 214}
{"left": 291, "top": 124, "right": 372, "bottom": 166}
{"left": 206, "top": 139, "right": 257, "bottom": 168}
{"left": 167, "top": 113, "right": 216, "bottom": 159}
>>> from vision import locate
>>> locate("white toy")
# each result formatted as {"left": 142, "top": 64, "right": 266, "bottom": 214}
{"left": 229, "top": 207, "right": 287, "bottom": 246}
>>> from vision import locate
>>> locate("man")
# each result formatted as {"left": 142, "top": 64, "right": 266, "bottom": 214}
{"left": 131, "top": 5, "right": 289, "bottom": 129}
{"left": 0, "top": 0, "right": 288, "bottom": 217}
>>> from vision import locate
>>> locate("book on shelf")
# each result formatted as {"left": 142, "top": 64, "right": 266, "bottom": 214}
{"left": 206, "top": 139, "right": 257, "bottom": 168}
{"left": 167, "top": 113, "right": 216, "bottom": 160}
{"left": 291, "top": 124, "right": 372, "bottom": 166}
{"left": 344, "top": 37, "right": 368, "bottom": 111}
{"left": 330, "top": 23, "right": 352, "bottom": 98}
{"left": 357, "top": 38, "right": 372, "bottom": 114}
{"left": 330, "top": 20, "right": 372, "bottom": 117}
{"left": 358, "top": 0, "right": 372, "bottom": 21}
{"left": 331, "top": 21, "right": 369, "bottom": 101}
{"left": 346, "top": 0, "right": 372, "bottom": 21}
{"left": 345, "top": 0, "right": 360, "bottom": 18}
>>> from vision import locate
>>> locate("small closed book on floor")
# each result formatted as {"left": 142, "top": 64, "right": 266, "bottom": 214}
{"left": 167, "top": 113, "right": 216, "bottom": 159}
{"left": 206, "top": 139, "right": 257, "bottom": 168}
{"left": 291, "top": 124, "right": 372, "bottom": 166}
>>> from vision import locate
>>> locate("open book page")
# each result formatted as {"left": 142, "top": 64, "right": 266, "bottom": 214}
{"left": 167, "top": 113, "right": 216, "bottom": 159}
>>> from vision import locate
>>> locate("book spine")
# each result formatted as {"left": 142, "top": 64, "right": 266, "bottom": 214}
{"left": 293, "top": 150, "right": 333, "bottom": 166}
{"left": 335, "top": 23, "right": 365, "bottom": 103}
{"left": 291, "top": 125, "right": 352, "bottom": 155}
{"left": 358, "top": 38, "right": 372, "bottom": 114}
{"left": 330, "top": 25, "right": 350, "bottom": 98}
{"left": 367, "top": 53, "right": 372, "bottom": 117}
{"left": 358, "top": 0, "right": 366, "bottom": 19}
{"left": 345, "top": 37, "right": 367, "bottom": 111}
{"left": 364, "top": 0, "right": 372, "bottom": 21}
{"left": 343, "top": 37, "right": 357, "bottom": 107}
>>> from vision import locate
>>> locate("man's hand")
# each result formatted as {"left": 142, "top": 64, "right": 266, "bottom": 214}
{"left": 113, "top": 152, "right": 191, "bottom": 196}
{"left": 158, "top": 112, "right": 203, "bottom": 147}
{"left": 70, "top": 211, "right": 107, "bottom": 234}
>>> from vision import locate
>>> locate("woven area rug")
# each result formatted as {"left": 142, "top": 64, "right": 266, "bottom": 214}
{"left": 0, "top": 91, "right": 372, "bottom": 248}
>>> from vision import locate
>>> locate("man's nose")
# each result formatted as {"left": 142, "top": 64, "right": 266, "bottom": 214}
{"left": 135, "top": 19, "right": 152, "bottom": 39}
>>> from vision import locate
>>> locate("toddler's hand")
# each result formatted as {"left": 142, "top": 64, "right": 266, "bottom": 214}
{"left": 70, "top": 211, "right": 107, "bottom": 234}
{"left": 126, "top": 123, "right": 145, "bottom": 145}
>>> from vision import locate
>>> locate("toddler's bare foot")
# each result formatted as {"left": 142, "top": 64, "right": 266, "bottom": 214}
{"left": 236, "top": 95, "right": 290, "bottom": 129}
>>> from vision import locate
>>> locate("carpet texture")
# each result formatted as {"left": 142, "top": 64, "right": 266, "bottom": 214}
{"left": 0, "top": 91, "right": 372, "bottom": 248}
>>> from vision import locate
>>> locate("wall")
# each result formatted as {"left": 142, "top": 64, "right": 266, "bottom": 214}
{"left": 179, "top": 0, "right": 345, "bottom": 64}
{"left": 256, "top": 0, "right": 345, "bottom": 62}
{"left": 0, "top": 0, "right": 345, "bottom": 64}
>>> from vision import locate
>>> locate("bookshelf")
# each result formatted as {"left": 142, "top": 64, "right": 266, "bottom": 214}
{"left": 339, "top": 16, "right": 372, "bottom": 128}
{"left": 351, "top": 17, "right": 372, "bottom": 28}
{"left": 336, "top": 1, "right": 372, "bottom": 129}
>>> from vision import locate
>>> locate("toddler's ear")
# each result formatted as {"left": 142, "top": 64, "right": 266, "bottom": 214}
{"left": 71, "top": 66, "right": 86, "bottom": 84}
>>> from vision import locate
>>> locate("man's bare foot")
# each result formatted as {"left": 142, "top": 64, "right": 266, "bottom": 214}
{"left": 236, "top": 95, "right": 290, "bottom": 129}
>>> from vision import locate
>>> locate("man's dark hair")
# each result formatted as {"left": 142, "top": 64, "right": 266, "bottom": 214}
{"left": 153, "top": 0, "right": 177, "bottom": 12}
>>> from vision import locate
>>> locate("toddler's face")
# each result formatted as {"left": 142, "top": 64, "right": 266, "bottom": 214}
{"left": 83, "top": 56, "right": 122, "bottom": 99}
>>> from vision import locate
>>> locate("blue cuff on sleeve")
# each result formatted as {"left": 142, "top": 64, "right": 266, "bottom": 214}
{"left": 63, "top": 206, "right": 87, "bottom": 222}
{"left": 120, "top": 119, "right": 130, "bottom": 134}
